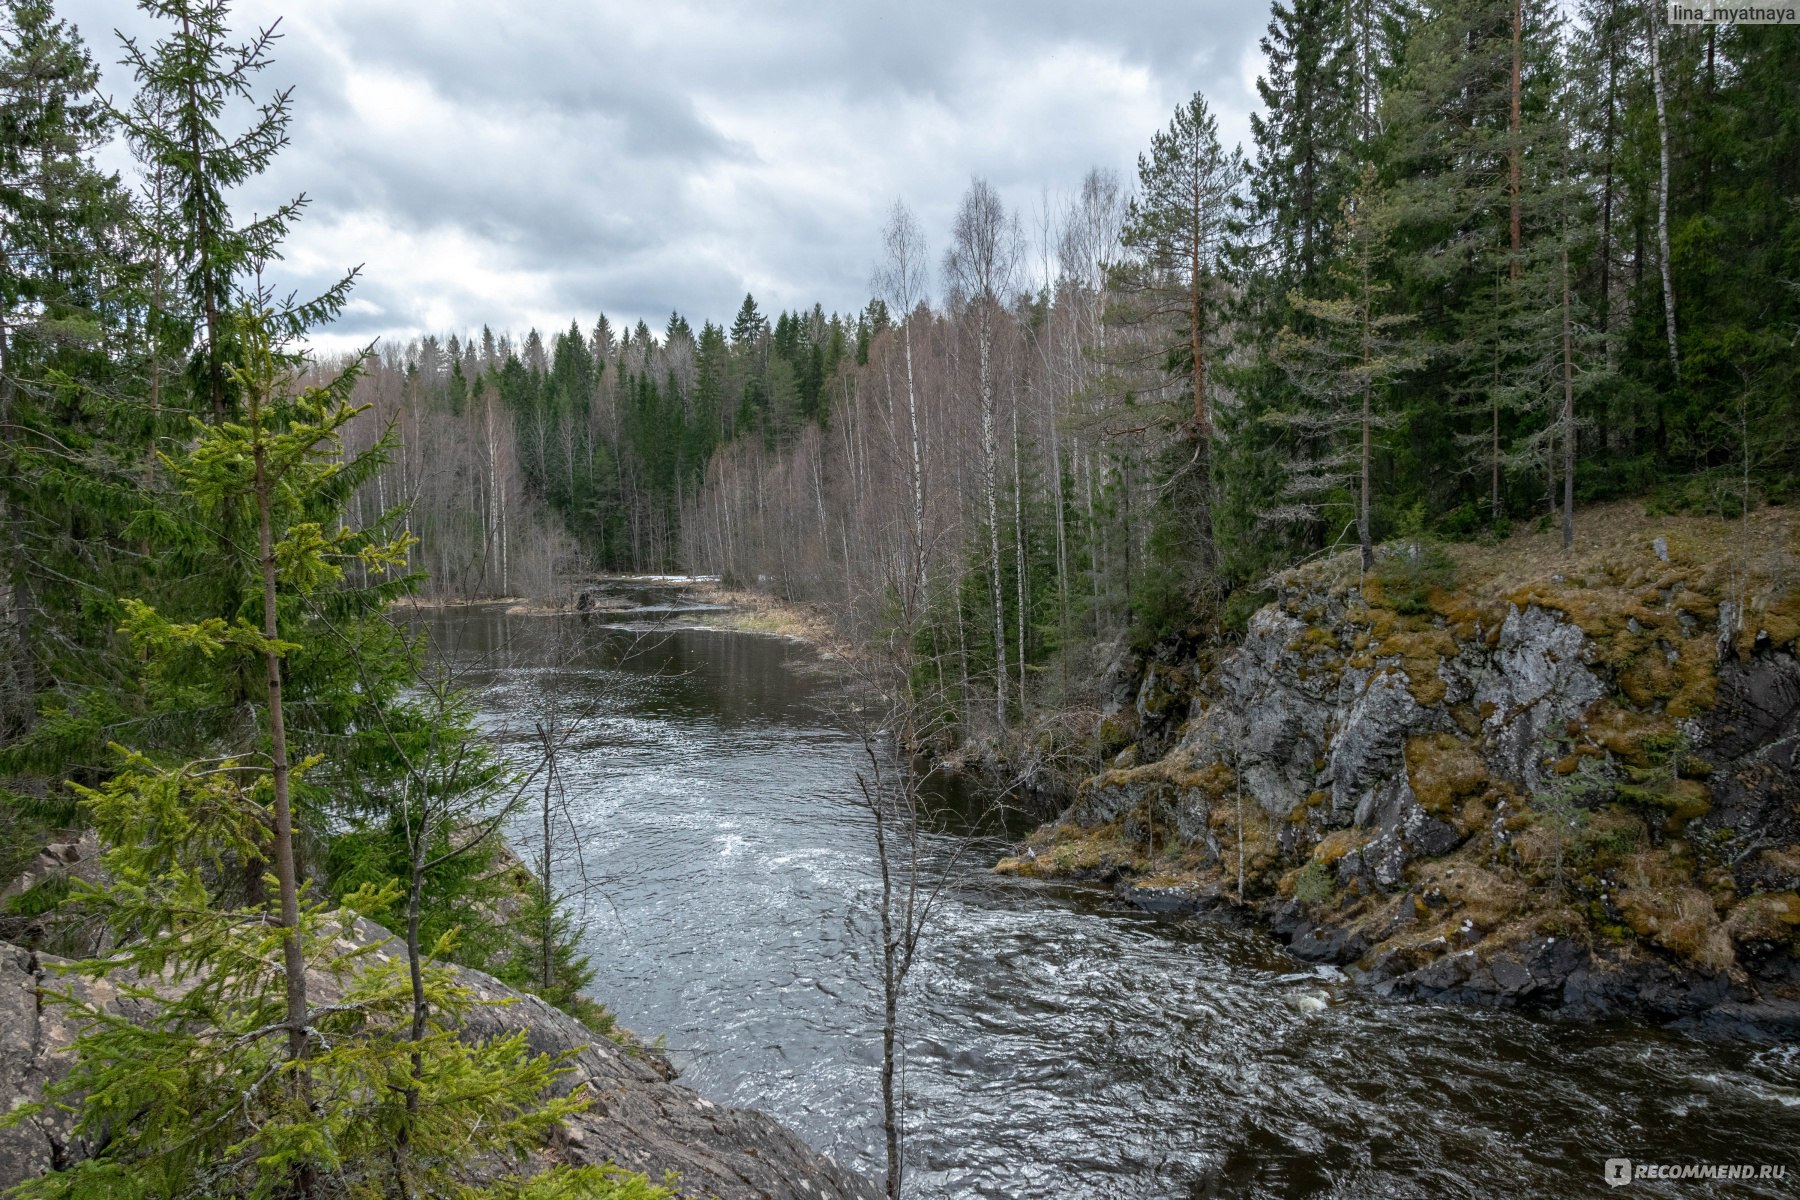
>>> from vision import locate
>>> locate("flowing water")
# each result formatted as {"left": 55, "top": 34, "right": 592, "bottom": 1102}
{"left": 417, "top": 587, "right": 1800, "bottom": 1199}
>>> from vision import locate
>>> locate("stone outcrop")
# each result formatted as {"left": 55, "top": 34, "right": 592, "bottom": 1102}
{"left": 0, "top": 922, "right": 880, "bottom": 1199}
{"left": 1003, "top": 512, "right": 1800, "bottom": 1030}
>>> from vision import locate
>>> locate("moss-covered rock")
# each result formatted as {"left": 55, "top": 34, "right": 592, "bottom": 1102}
{"left": 1003, "top": 503, "right": 1800, "bottom": 1023}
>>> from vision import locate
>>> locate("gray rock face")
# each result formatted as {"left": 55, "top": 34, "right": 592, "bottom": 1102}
{"left": 1702, "top": 651, "right": 1800, "bottom": 894}
{"left": 1338, "top": 777, "right": 1461, "bottom": 890}
{"left": 1332, "top": 670, "right": 1429, "bottom": 825}
{"left": 1076, "top": 565, "right": 1800, "bottom": 1029}
{"left": 1073, "top": 589, "right": 1623, "bottom": 890}
{"left": 1069, "top": 775, "right": 1149, "bottom": 827}
{"left": 0, "top": 943, "right": 68, "bottom": 1183}
{"left": 1178, "top": 607, "right": 1328, "bottom": 820}
{"left": 1475, "top": 603, "right": 1604, "bottom": 792}
{"left": 0, "top": 928, "right": 881, "bottom": 1200}
{"left": 1172, "top": 788, "right": 1214, "bottom": 845}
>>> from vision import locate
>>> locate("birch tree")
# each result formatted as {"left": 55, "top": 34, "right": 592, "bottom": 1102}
{"left": 876, "top": 200, "right": 932, "bottom": 613}
{"left": 944, "top": 178, "right": 1022, "bottom": 729}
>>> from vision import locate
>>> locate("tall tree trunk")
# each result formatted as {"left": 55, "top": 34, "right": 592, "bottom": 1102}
{"left": 398, "top": 799, "right": 429, "bottom": 1198}
{"left": 872, "top": 796, "right": 902, "bottom": 1200}
{"left": 978, "top": 306, "right": 1007, "bottom": 729}
{"left": 1647, "top": 4, "right": 1679, "bottom": 377}
{"left": 1189, "top": 178, "right": 1208, "bottom": 435}
{"left": 1561, "top": 240, "right": 1576, "bottom": 549}
{"left": 903, "top": 315, "right": 928, "bottom": 608}
{"left": 253, "top": 414, "right": 309, "bottom": 1067}
{"left": 1011, "top": 393, "right": 1027, "bottom": 717}
{"left": 251, "top": 387, "right": 315, "bottom": 1200}
{"left": 1359, "top": 250, "right": 1374, "bottom": 572}
{"left": 0, "top": 315, "right": 36, "bottom": 739}
{"left": 1082, "top": 444, "right": 1099, "bottom": 635}
{"left": 1491, "top": 273, "right": 1503, "bottom": 520}
{"left": 1598, "top": 0, "right": 1619, "bottom": 370}
{"left": 1508, "top": 0, "right": 1522, "bottom": 282}
{"left": 539, "top": 719, "right": 556, "bottom": 993}
{"left": 1119, "top": 453, "right": 1134, "bottom": 618}
{"left": 1049, "top": 334, "right": 1071, "bottom": 680}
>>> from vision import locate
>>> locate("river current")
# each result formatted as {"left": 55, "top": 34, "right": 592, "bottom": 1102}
{"left": 417, "top": 588, "right": 1800, "bottom": 1200}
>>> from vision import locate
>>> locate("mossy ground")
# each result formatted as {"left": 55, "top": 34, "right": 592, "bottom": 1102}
{"left": 1002, "top": 501, "right": 1800, "bottom": 988}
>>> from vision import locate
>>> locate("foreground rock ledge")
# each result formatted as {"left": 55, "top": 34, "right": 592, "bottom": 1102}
{"left": 0, "top": 928, "right": 880, "bottom": 1200}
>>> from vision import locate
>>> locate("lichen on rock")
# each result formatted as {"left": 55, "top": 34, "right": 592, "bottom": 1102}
{"left": 1007, "top": 505, "right": 1800, "bottom": 1029}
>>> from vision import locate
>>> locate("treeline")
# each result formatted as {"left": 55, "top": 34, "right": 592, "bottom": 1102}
{"left": 365, "top": 2, "right": 1797, "bottom": 740}
{"left": 339, "top": 296, "right": 871, "bottom": 594}
{"left": 301, "top": 1, "right": 1796, "bottom": 747}
{"left": 0, "top": 2, "right": 662, "bottom": 1195}
{"left": 675, "top": 0, "right": 1799, "bottom": 741}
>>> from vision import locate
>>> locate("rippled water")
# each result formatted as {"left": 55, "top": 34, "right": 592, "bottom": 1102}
{"left": 417, "top": 591, "right": 1800, "bottom": 1199}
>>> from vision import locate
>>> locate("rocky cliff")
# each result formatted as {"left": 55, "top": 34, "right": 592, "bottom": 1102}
{"left": 0, "top": 919, "right": 881, "bottom": 1199}
{"left": 1000, "top": 504, "right": 1800, "bottom": 1033}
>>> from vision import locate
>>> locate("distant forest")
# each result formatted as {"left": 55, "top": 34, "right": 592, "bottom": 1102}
{"left": 5, "top": 0, "right": 1795, "bottom": 747}
{"left": 346, "top": 1, "right": 1796, "bottom": 732}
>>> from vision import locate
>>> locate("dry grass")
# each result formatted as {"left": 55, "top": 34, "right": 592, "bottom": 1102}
{"left": 1405, "top": 733, "right": 1489, "bottom": 816}
{"left": 1311, "top": 828, "right": 1368, "bottom": 866}
{"left": 995, "top": 820, "right": 1142, "bottom": 879}
{"left": 1286, "top": 501, "right": 1799, "bottom": 648}
{"left": 1448, "top": 501, "right": 1796, "bottom": 604}
{"left": 1414, "top": 847, "right": 1535, "bottom": 932}
{"left": 1616, "top": 884, "right": 1736, "bottom": 972}
{"left": 1725, "top": 891, "right": 1800, "bottom": 945}
{"left": 686, "top": 581, "right": 843, "bottom": 648}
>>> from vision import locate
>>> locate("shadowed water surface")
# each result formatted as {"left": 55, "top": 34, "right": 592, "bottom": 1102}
{"left": 418, "top": 594, "right": 1800, "bottom": 1199}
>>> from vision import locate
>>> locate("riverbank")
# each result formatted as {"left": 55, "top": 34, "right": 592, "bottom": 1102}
{"left": 0, "top": 919, "right": 881, "bottom": 1200}
{"left": 683, "top": 580, "right": 844, "bottom": 647}
{"left": 393, "top": 578, "right": 844, "bottom": 647}
{"left": 995, "top": 502, "right": 1800, "bottom": 1034}
{"left": 408, "top": 592, "right": 1800, "bottom": 1196}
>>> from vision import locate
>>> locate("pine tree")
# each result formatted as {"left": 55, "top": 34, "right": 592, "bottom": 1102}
{"left": 1121, "top": 91, "right": 1247, "bottom": 441}
{"left": 1116, "top": 91, "right": 1245, "bottom": 616}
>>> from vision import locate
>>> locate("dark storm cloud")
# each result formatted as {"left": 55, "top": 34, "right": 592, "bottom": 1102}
{"left": 56, "top": 0, "right": 1270, "bottom": 351}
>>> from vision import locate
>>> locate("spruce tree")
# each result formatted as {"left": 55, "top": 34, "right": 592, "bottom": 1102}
{"left": 117, "top": 0, "right": 355, "bottom": 424}
{"left": 730, "top": 292, "right": 764, "bottom": 348}
{"left": 1218, "top": 0, "right": 1371, "bottom": 587}
{"left": 1380, "top": 0, "right": 1566, "bottom": 522}
{"left": 0, "top": 0, "right": 142, "bottom": 835}
{"left": 4, "top": 306, "right": 662, "bottom": 1200}
{"left": 1269, "top": 168, "right": 1416, "bottom": 569}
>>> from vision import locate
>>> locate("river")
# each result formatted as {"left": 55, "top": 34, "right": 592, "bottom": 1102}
{"left": 417, "top": 588, "right": 1800, "bottom": 1199}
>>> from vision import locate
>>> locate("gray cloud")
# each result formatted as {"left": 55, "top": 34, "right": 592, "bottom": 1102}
{"left": 58, "top": 0, "right": 1270, "bottom": 352}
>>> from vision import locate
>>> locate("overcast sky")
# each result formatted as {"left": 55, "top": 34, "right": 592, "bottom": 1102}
{"left": 59, "top": 0, "right": 1271, "bottom": 353}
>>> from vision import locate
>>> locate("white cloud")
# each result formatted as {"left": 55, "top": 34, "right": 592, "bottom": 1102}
{"left": 56, "top": 0, "right": 1270, "bottom": 354}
